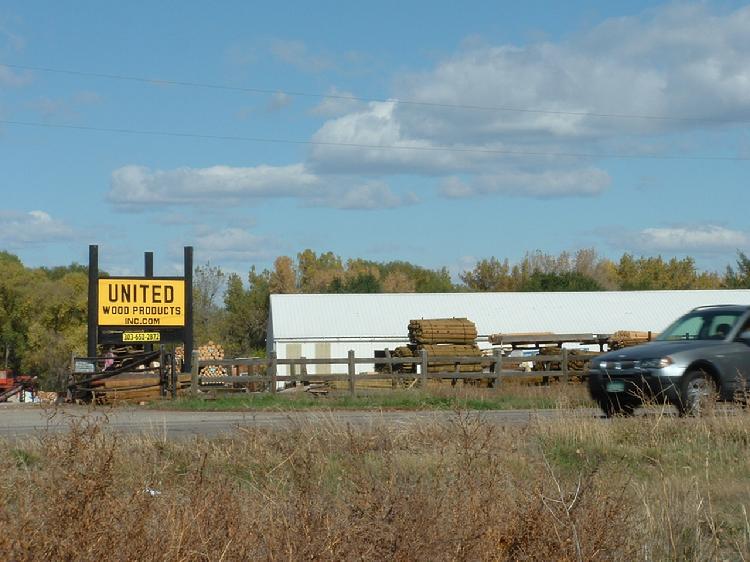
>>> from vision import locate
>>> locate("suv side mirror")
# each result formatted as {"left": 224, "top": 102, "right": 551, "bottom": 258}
{"left": 737, "top": 330, "right": 750, "bottom": 345}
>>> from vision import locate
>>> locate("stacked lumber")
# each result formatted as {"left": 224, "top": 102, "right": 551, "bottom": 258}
{"left": 198, "top": 341, "right": 227, "bottom": 379}
{"left": 409, "top": 318, "right": 477, "bottom": 345}
{"left": 609, "top": 330, "right": 656, "bottom": 350}
{"left": 93, "top": 373, "right": 192, "bottom": 403}
{"left": 488, "top": 332, "right": 555, "bottom": 345}
{"left": 393, "top": 345, "right": 417, "bottom": 374}
{"left": 419, "top": 344, "right": 483, "bottom": 373}
{"left": 531, "top": 347, "right": 588, "bottom": 372}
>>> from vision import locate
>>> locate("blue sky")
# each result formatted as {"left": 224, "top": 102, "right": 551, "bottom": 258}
{"left": 1, "top": 1, "right": 749, "bottom": 277}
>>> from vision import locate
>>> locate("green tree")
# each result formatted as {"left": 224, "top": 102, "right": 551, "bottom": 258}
{"left": 520, "top": 271, "right": 603, "bottom": 292}
{"left": 222, "top": 268, "right": 270, "bottom": 355}
{"left": 460, "top": 257, "right": 515, "bottom": 291}
{"left": 193, "top": 262, "right": 226, "bottom": 345}
{"left": 725, "top": 251, "right": 750, "bottom": 288}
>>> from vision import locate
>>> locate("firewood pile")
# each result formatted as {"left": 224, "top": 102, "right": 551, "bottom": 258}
{"left": 198, "top": 341, "right": 227, "bottom": 379}
{"left": 608, "top": 330, "right": 656, "bottom": 350}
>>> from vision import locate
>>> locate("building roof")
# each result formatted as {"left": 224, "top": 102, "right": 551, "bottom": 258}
{"left": 268, "top": 290, "right": 750, "bottom": 341}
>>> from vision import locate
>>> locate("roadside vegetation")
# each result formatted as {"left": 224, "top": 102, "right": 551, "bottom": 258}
{"left": 154, "top": 384, "right": 594, "bottom": 412}
{"left": 1, "top": 408, "right": 749, "bottom": 560}
{"left": 156, "top": 384, "right": 596, "bottom": 411}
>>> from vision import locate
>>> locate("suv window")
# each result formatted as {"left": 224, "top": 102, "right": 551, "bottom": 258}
{"left": 658, "top": 310, "right": 743, "bottom": 341}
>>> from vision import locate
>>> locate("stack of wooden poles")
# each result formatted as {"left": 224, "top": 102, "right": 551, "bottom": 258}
{"left": 608, "top": 330, "right": 656, "bottom": 350}
{"left": 393, "top": 318, "right": 482, "bottom": 374}
{"left": 198, "top": 341, "right": 227, "bottom": 380}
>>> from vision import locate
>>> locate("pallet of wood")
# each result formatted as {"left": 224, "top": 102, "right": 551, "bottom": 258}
{"left": 408, "top": 318, "right": 478, "bottom": 345}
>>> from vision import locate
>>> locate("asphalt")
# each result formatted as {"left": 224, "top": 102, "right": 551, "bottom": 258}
{"left": 0, "top": 403, "right": 604, "bottom": 439}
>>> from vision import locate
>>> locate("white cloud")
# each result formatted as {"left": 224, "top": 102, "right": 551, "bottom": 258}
{"left": 310, "top": 87, "right": 366, "bottom": 117}
{"left": 309, "top": 101, "right": 492, "bottom": 175}
{"left": 0, "top": 64, "right": 31, "bottom": 87}
{"left": 632, "top": 225, "right": 749, "bottom": 252}
{"left": 0, "top": 210, "right": 75, "bottom": 247}
{"left": 440, "top": 168, "right": 611, "bottom": 198}
{"left": 306, "top": 180, "right": 419, "bottom": 210}
{"left": 269, "top": 39, "right": 332, "bottom": 72}
{"left": 108, "top": 164, "right": 319, "bottom": 207}
{"left": 267, "top": 91, "right": 292, "bottom": 112}
{"left": 108, "top": 164, "right": 417, "bottom": 211}
{"left": 195, "top": 227, "right": 276, "bottom": 261}
{"left": 302, "top": 3, "right": 750, "bottom": 195}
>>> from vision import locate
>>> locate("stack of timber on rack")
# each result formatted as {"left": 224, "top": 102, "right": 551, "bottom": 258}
{"left": 418, "top": 344, "right": 483, "bottom": 373}
{"left": 92, "top": 373, "right": 192, "bottom": 403}
{"left": 489, "top": 332, "right": 609, "bottom": 350}
{"left": 489, "top": 332, "right": 608, "bottom": 384}
{"left": 392, "top": 346, "right": 417, "bottom": 374}
{"left": 608, "top": 330, "right": 657, "bottom": 350}
{"left": 531, "top": 347, "right": 588, "bottom": 372}
{"left": 399, "top": 318, "right": 483, "bottom": 375}
{"left": 408, "top": 318, "right": 478, "bottom": 345}
{"left": 198, "top": 341, "right": 227, "bottom": 382}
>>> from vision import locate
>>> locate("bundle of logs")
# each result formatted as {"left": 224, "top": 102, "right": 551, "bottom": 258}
{"left": 531, "top": 346, "right": 588, "bottom": 372}
{"left": 388, "top": 318, "right": 483, "bottom": 374}
{"left": 608, "top": 330, "right": 657, "bottom": 350}
{"left": 94, "top": 372, "right": 192, "bottom": 403}
{"left": 198, "top": 341, "right": 227, "bottom": 380}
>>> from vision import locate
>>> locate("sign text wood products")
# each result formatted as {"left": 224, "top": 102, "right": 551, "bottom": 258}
{"left": 98, "top": 278, "right": 185, "bottom": 327}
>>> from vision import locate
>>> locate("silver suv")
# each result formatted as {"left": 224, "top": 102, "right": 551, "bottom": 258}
{"left": 588, "top": 305, "right": 750, "bottom": 416}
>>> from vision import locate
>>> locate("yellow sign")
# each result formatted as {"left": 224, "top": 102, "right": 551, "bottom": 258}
{"left": 98, "top": 278, "right": 185, "bottom": 327}
{"left": 123, "top": 332, "right": 161, "bottom": 342}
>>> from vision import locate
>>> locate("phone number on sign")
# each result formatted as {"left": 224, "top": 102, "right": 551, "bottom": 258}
{"left": 123, "top": 332, "right": 161, "bottom": 342}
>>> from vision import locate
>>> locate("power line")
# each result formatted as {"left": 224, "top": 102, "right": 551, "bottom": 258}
{"left": 2, "top": 118, "right": 748, "bottom": 161}
{"left": 1, "top": 61, "right": 744, "bottom": 124}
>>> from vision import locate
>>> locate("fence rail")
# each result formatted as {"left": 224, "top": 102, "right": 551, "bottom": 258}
{"left": 190, "top": 349, "right": 599, "bottom": 396}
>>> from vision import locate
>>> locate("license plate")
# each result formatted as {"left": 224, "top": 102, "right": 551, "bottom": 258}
{"left": 606, "top": 381, "right": 626, "bottom": 393}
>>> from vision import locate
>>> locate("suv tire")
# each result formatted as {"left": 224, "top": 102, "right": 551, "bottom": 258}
{"left": 678, "top": 369, "right": 718, "bottom": 416}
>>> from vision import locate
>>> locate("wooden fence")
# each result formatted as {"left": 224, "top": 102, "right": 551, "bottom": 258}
{"left": 189, "top": 349, "right": 599, "bottom": 397}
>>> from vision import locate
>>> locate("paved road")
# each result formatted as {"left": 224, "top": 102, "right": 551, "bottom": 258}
{"left": 0, "top": 404, "right": 603, "bottom": 439}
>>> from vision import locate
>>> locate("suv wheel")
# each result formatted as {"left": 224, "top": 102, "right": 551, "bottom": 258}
{"left": 678, "top": 370, "right": 718, "bottom": 416}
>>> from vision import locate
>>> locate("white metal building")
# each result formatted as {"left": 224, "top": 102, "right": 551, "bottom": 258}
{"left": 267, "top": 290, "right": 750, "bottom": 374}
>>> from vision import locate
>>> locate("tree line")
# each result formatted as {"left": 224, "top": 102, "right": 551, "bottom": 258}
{"left": 2, "top": 248, "right": 750, "bottom": 388}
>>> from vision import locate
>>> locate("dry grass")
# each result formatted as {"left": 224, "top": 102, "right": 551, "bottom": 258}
{"left": 1, "top": 406, "right": 749, "bottom": 560}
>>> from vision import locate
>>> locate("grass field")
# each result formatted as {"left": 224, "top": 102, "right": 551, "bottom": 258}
{"left": 156, "top": 383, "right": 595, "bottom": 412}
{"left": 1, "top": 401, "right": 749, "bottom": 560}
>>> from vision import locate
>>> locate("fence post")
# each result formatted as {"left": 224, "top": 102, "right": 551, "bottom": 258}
{"left": 190, "top": 350, "right": 199, "bottom": 397}
{"left": 420, "top": 349, "right": 428, "bottom": 388}
{"left": 289, "top": 360, "right": 297, "bottom": 387}
{"left": 385, "top": 348, "right": 396, "bottom": 389}
{"left": 268, "top": 352, "right": 278, "bottom": 393}
{"left": 348, "top": 350, "right": 356, "bottom": 396}
{"left": 562, "top": 348, "right": 569, "bottom": 384}
{"left": 492, "top": 348, "right": 503, "bottom": 389}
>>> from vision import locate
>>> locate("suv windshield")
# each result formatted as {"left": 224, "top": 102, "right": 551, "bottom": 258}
{"left": 657, "top": 310, "right": 743, "bottom": 341}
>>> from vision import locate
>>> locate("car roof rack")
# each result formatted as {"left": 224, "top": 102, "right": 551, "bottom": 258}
{"left": 691, "top": 304, "right": 749, "bottom": 311}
